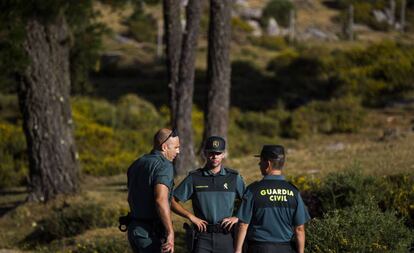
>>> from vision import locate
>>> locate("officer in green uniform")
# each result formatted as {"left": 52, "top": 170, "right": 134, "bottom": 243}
{"left": 127, "top": 128, "right": 180, "bottom": 253}
{"left": 172, "top": 136, "right": 245, "bottom": 253}
{"left": 234, "top": 145, "right": 310, "bottom": 253}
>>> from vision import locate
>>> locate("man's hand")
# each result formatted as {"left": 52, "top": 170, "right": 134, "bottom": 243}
{"left": 221, "top": 217, "right": 239, "bottom": 231}
{"left": 189, "top": 214, "right": 208, "bottom": 232}
{"left": 162, "top": 232, "right": 174, "bottom": 253}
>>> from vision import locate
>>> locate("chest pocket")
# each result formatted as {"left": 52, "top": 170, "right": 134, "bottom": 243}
{"left": 192, "top": 173, "right": 237, "bottom": 193}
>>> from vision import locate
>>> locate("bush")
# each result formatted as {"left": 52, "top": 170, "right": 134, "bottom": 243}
{"left": 116, "top": 93, "right": 163, "bottom": 130}
{"left": 127, "top": 6, "right": 157, "bottom": 43}
{"left": 0, "top": 122, "right": 27, "bottom": 188}
{"left": 313, "top": 167, "right": 378, "bottom": 213}
{"left": 26, "top": 200, "right": 126, "bottom": 243}
{"left": 261, "top": 0, "right": 294, "bottom": 27}
{"left": 72, "top": 95, "right": 163, "bottom": 176}
{"left": 236, "top": 112, "right": 281, "bottom": 137}
{"left": 376, "top": 174, "right": 414, "bottom": 228}
{"left": 282, "top": 97, "right": 365, "bottom": 138}
{"left": 332, "top": 41, "right": 414, "bottom": 106}
{"left": 249, "top": 35, "right": 288, "bottom": 51}
{"left": 306, "top": 201, "right": 414, "bottom": 253}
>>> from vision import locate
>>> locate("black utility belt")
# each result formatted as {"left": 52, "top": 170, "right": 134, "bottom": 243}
{"left": 199, "top": 224, "right": 229, "bottom": 234}
{"left": 248, "top": 240, "right": 291, "bottom": 246}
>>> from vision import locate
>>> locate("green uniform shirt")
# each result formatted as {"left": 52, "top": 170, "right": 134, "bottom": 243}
{"left": 237, "top": 175, "right": 311, "bottom": 242}
{"left": 127, "top": 150, "right": 174, "bottom": 220}
{"left": 174, "top": 167, "right": 245, "bottom": 224}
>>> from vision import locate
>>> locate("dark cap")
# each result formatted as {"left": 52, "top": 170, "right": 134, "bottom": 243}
{"left": 255, "top": 145, "right": 285, "bottom": 160}
{"left": 204, "top": 136, "right": 226, "bottom": 152}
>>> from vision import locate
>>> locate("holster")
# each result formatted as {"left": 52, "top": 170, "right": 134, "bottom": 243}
{"left": 183, "top": 222, "right": 196, "bottom": 252}
{"left": 118, "top": 212, "right": 132, "bottom": 232}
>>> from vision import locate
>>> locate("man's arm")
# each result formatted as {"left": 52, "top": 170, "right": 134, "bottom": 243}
{"left": 234, "top": 222, "right": 249, "bottom": 253}
{"left": 154, "top": 184, "right": 174, "bottom": 253}
{"left": 171, "top": 197, "right": 208, "bottom": 232}
{"left": 294, "top": 224, "right": 305, "bottom": 253}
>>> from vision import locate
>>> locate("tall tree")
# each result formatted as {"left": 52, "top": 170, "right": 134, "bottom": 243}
{"left": 203, "top": 0, "right": 232, "bottom": 145}
{"left": 17, "top": 12, "right": 79, "bottom": 202}
{"left": 163, "top": 0, "right": 203, "bottom": 174}
{"left": 163, "top": 0, "right": 182, "bottom": 122}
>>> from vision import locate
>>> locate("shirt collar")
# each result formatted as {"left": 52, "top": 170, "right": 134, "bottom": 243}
{"left": 151, "top": 149, "right": 169, "bottom": 162}
{"left": 202, "top": 166, "right": 226, "bottom": 176}
{"left": 263, "top": 175, "right": 285, "bottom": 180}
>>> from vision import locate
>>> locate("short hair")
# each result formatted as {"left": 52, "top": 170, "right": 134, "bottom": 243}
{"left": 269, "top": 158, "right": 285, "bottom": 170}
{"left": 153, "top": 128, "right": 173, "bottom": 149}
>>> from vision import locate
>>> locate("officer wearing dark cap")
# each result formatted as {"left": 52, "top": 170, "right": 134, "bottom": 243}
{"left": 171, "top": 136, "right": 245, "bottom": 253}
{"left": 234, "top": 145, "right": 310, "bottom": 253}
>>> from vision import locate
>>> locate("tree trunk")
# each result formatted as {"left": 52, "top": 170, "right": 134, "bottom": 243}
{"left": 17, "top": 14, "right": 79, "bottom": 202}
{"left": 163, "top": 0, "right": 182, "bottom": 123}
{"left": 347, "top": 5, "right": 354, "bottom": 41}
{"left": 174, "top": 0, "right": 203, "bottom": 174}
{"left": 400, "top": 0, "right": 406, "bottom": 33}
{"left": 203, "top": 0, "right": 232, "bottom": 147}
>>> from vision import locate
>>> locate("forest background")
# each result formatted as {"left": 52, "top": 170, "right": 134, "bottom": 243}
{"left": 0, "top": 0, "right": 414, "bottom": 252}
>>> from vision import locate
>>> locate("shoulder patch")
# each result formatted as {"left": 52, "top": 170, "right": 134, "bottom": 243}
{"left": 224, "top": 168, "right": 239, "bottom": 174}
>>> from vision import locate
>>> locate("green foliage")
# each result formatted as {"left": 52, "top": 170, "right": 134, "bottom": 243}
{"left": 72, "top": 94, "right": 165, "bottom": 176}
{"left": 249, "top": 35, "right": 288, "bottom": 51}
{"left": 26, "top": 198, "right": 126, "bottom": 243}
{"left": 116, "top": 93, "right": 163, "bottom": 130}
{"left": 314, "top": 167, "right": 378, "bottom": 212}
{"left": 0, "top": 122, "right": 27, "bottom": 188}
{"left": 266, "top": 48, "right": 299, "bottom": 71}
{"left": 232, "top": 17, "right": 254, "bottom": 44}
{"left": 261, "top": 0, "right": 294, "bottom": 27}
{"left": 306, "top": 201, "right": 414, "bottom": 253}
{"left": 0, "top": 93, "right": 20, "bottom": 122}
{"left": 235, "top": 106, "right": 290, "bottom": 138}
{"left": 376, "top": 174, "right": 414, "bottom": 227}
{"left": 70, "top": 235, "right": 130, "bottom": 253}
{"left": 127, "top": 5, "right": 157, "bottom": 43}
{"left": 282, "top": 97, "right": 365, "bottom": 138}
{"left": 332, "top": 41, "right": 414, "bottom": 106}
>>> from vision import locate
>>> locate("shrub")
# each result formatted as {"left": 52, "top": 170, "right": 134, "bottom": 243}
{"left": 313, "top": 167, "right": 379, "bottom": 213}
{"left": 236, "top": 111, "right": 281, "bottom": 137}
{"left": 26, "top": 200, "right": 126, "bottom": 243}
{"left": 127, "top": 6, "right": 157, "bottom": 43}
{"left": 72, "top": 97, "right": 116, "bottom": 127}
{"left": 266, "top": 48, "right": 299, "bottom": 71}
{"left": 249, "top": 35, "right": 288, "bottom": 51}
{"left": 261, "top": 0, "right": 294, "bottom": 27}
{"left": 376, "top": 174, "right": 414, "bottom": 228}
{"left": 332, "top": 41, "right": 414, "bottom": 106}
{"left": 306, "top": 201, "right": 414, "bottom": 253}
{"left": 282, "top": 97, "right": 365, "bottom": 138}
{"left": 0, "top": 122, "right": 27, "bottom": 188}
{"left": 116, "top": 93, "right": 164, "bottom": 130}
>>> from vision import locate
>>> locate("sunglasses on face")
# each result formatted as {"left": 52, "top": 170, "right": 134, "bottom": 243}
{"left": 159, "top": 128, "right": 178, "bottom": 146}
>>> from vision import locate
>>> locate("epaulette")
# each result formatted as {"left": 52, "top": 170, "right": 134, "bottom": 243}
{"left": 224, "top": 168, "right": 239, "bottom": 174}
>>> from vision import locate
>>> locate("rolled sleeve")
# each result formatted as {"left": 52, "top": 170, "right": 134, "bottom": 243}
{"left": 153, "top": 161, "right": 174, "bottom": 190}
{"left": 293, "top": 194, "right": 311, "bottom": 226}
{"left": 237, "top": 188, "right": 254, "bottom": 224}
{"left": 173, "top": 174, "right": 193, "bottom": 202}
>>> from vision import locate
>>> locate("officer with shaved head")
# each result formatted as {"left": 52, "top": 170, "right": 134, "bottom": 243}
{"left": 127, "top": 128, "right": 180, "bottom": 253}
